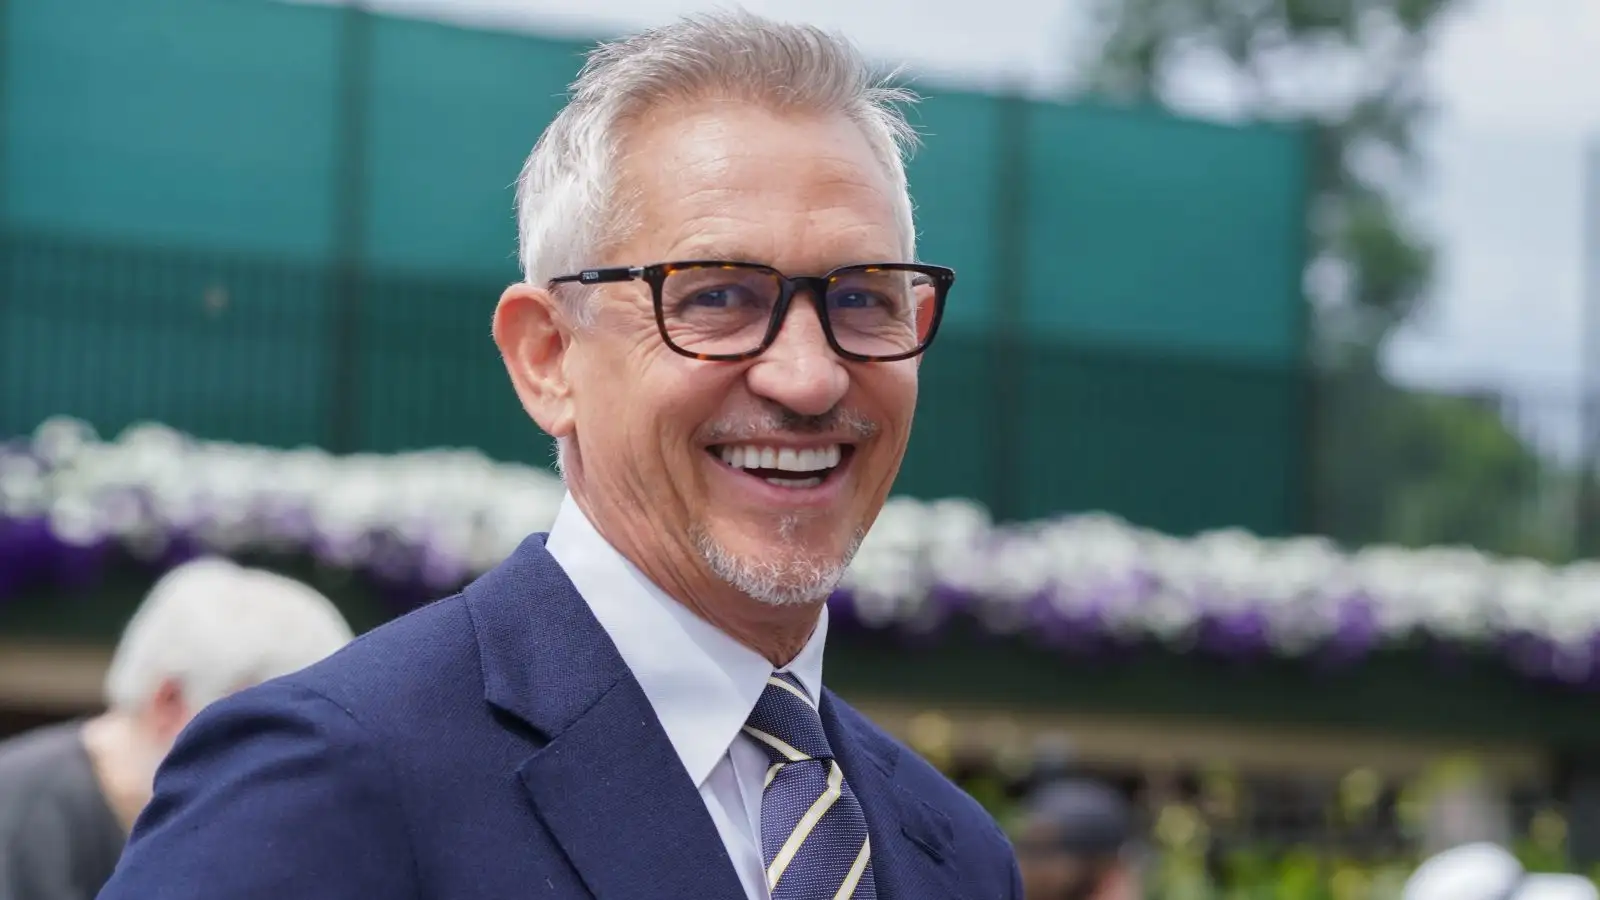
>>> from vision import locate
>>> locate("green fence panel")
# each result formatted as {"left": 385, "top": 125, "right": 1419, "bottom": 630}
{"left": 353, "top": 273, "right": 549, "bottom": 465}
{"left": 361, "top": 17, "right": 584, "bottom": 279}
{"left": 0, "top": 0, "right": 1312, "bottom": 534}
{"left": 892, "top": 329, "right": 1303, "bottom": 536}
{"left": 902, "top": 92, "right": 1003, "bottom": 331}
{"left": 2, "top": 0, "right": 343, "bottom": 260}
{"left": 1023, "top": 101, "right": 1307, "bottom": 364}
{"left": 1015, "top": 339, "right": 1304, "bottom": 534}
{"left": 0, "top": 233, "right": 333, "bottom": 446}
{"left": 892, "top": 331, "right": 1002, "bottom": 508}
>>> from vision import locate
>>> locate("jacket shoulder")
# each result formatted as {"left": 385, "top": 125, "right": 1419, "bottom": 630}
{"left": 269, "top": 593, "right": 481, "bottom": 725}
{"left": 827, "top": 694, "right": 1018, "bottom": 877}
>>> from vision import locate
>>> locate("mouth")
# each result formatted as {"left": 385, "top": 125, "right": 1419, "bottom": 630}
{"left": 705, "top": 442, "right": 857, "bottom": 490}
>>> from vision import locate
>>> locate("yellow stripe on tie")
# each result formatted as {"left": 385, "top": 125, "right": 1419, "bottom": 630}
{"left": 764, "top": 762, "right": 784, "bottom": 789}
{"left": 833, "top": 837, "right": 872, "bottom": 899}
{"left": 767, "top": 676, "right": 816, "bottom": 709}
{"left": 742, "top": 726, "right": 809, "bottom": 762}
{"left": 767, "top": 761, "right": 844, "bottom": 890}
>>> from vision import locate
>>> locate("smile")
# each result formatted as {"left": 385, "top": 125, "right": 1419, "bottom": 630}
{"left": 707, "top": 443, "right": 854, "bottom": 490}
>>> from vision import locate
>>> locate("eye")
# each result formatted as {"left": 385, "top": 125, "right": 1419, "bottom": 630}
{"left": 829, "top": 290, "right": 885, "bottom": 310}
{"left": 686, "top": 285, "right": 757, "bottom": 308}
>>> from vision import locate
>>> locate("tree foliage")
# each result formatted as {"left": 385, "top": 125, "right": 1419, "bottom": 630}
{"left": 1313, "top": 369, "right": 1553, "bottom": 555}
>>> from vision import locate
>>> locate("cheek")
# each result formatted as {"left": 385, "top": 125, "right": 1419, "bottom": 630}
{"left": 570, "top": 331, "right": 667, "bottom": 425}
{"left": 575, "top": 347, "right": 729, "bottom": 453}
{"left": 862, "top": 364, "right": 919, "bottom": 443}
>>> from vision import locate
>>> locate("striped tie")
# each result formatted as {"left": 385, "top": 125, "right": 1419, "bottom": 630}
{"left": 743, "top": 672, "right": 876, "bottom": 900}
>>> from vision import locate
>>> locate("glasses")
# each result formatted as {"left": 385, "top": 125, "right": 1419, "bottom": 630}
{"left": 548, "top": 260, "right": 954, "bottom": 362}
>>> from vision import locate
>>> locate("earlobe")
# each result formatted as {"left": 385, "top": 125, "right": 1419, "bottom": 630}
{"left": 493, "top": 283, "right": 577, "bottom": 439}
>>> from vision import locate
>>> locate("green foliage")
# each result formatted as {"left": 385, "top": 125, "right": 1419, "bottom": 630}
{"left": 1313, "top": 369, "right": 1555, "bottom": 556}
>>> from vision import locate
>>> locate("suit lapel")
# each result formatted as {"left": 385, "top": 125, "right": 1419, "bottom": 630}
{"left": 516, "top": 679, "right": 747, "bottom": 900}
{"left": 822, "top": 693, "right": 965, "bottom": 900}
{"left": 465, "top": 536, "right": 746, "bottom": 900}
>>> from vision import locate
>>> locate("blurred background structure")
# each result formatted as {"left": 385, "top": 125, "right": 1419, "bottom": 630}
{"left": 2, "top": 0, "right": 1599, "bottom": 896}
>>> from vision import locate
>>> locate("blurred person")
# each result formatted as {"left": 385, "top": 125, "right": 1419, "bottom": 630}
{"left": 1404, "top": 842, "right": 1598, "bottom": 900}
{"left": 100, "top": 11, "right": 1019, "bottom": 900}
{"left": 0, "top": 557, "right": 353, "bottom": 900}
{"left": 1016, "top": 779, "right": 1142, "bottom": 900}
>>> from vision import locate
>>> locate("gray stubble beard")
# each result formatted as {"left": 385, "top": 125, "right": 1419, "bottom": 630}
{"left": 692, "top": 517, "right": 867, "bottom": 608}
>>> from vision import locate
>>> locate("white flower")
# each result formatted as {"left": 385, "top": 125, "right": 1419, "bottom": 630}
{"left": 7, "top": 417, "right": 1600, "bottom": 668}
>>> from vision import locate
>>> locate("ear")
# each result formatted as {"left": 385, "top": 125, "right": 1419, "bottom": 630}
{"left": 147, "top": 676, "right": 194, "bottom": 742}
{"left": 494, "top": 282, "right": 577, "bottom": 441}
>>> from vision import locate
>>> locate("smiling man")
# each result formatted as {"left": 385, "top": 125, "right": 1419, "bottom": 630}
{"left": 98, "top": 11, "right": 1019, "bottom": 900}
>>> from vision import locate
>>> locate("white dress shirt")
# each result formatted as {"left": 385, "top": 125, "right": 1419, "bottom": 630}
{"left": 544, "top": 494, "right": 827, "bottom": 900}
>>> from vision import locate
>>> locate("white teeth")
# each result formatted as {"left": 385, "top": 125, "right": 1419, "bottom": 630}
{"left": 716, "top": 443, "right": 844, "bottom": 475}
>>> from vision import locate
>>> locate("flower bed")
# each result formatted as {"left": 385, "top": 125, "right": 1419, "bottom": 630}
{"left": 4, "top": 417, "right": 1600, "bottom": 687}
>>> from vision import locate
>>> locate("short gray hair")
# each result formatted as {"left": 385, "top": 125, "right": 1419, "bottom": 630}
{"left": 514, "top": 10, "right": 921, "bottom": 321}
{"left": 103, "top": 557, "right": 354, "bottom": 713}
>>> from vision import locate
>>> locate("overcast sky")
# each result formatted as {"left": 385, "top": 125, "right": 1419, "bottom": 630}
{"left": 311, "top": 0, "right": 1600, "bottom": 424}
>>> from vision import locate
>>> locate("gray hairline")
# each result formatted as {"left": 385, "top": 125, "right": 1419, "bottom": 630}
{"left": 514, "top": 14, "right": 923, "bottom": 327}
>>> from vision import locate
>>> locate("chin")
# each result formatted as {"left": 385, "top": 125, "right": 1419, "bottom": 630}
{"left": 691, "top": 521, "right": 863, "bottom": 607}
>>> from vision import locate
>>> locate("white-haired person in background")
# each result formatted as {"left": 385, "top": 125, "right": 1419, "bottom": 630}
{"left": 1405, "top": 842, "right": 1599, "bottom": 900}
{"left": 0, "top": 557, "right": 353, "bottom": 900}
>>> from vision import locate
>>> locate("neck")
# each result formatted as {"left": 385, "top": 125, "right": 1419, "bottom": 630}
{"left": 681, "top": 589, "right": 823, "bottom": 667}
{"left": 567, "top": 489, "right": 823, "bottom": 666}
{"left": 79, "top": 711, "right": 165, "bottom": 834}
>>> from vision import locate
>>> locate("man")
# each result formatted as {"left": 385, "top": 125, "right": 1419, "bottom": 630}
{"left": 1404, "top": 842, "right": 1598, "bottom": 900}
{"left": 100, "top": 10, "right": 1019, "bottom": 900}
{"left": 1015, "top": 779, "right": 1143, "bottom": 900}
{"left": 0, "top": 557, "right": 353, "bottom": 900}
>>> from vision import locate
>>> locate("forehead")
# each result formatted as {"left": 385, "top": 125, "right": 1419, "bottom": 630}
{"left": 614, "top": 101, "right": 906, "bottom": 269}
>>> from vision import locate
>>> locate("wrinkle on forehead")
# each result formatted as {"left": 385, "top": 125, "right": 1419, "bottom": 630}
{"left": 665, "top": 223, "right": 900, "bottom": 273}
{"left": 616, "top": 105, "right": 905, "bottom": 271}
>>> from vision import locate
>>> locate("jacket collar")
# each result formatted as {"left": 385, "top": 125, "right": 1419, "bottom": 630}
{"left": 464, "top": 534, "right": 960, "bottom": 899}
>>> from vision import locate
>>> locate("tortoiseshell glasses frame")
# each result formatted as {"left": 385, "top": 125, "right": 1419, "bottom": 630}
{"left": 547, "top": 260, "right": 954, "bottom": 363}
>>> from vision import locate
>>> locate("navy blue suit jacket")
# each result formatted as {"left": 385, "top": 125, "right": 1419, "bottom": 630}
{"left": 99, "top": 535, "right": 1020, "bottom": 899}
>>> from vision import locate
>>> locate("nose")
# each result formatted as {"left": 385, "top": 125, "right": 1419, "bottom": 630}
{"left": 745, "top": 295, "right": 849, "bottom": 417}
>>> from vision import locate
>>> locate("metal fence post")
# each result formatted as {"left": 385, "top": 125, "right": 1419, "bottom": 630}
{"left": 0, "top": 0, "right": 9, "bottom": 223}
{"left": 1290, "top": 125, "right": 1317, "bottom": 539}
{"left": 987, "top": 90, "right": 1030, "bottom": 523}
{"left": 327, "top": 3, "right": 372, "bottom": 455}
{"left": 1566, "top": 145, "right": 1600, "bottom": 874}
{"left": 1575, "top": 141, "right": 1600, "bottom": 557}
{"left": 0, "top": 0, "right": 13, "bottom": 438}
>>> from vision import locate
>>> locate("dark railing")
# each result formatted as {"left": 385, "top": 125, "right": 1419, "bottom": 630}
{"left": 0, "top": 229, "right": 539, "bottom": 463}
{"left": 2, "top": 228, "right": 1591, "bottom": 559}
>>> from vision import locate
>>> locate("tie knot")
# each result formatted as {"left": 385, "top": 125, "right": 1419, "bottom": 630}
{"left": 743, "top": 672, "right": 834, "bottom": 764}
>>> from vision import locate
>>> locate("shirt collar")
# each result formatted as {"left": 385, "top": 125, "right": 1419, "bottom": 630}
{"left": 544, "top": 494, "right": 828, "bottom": 787}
